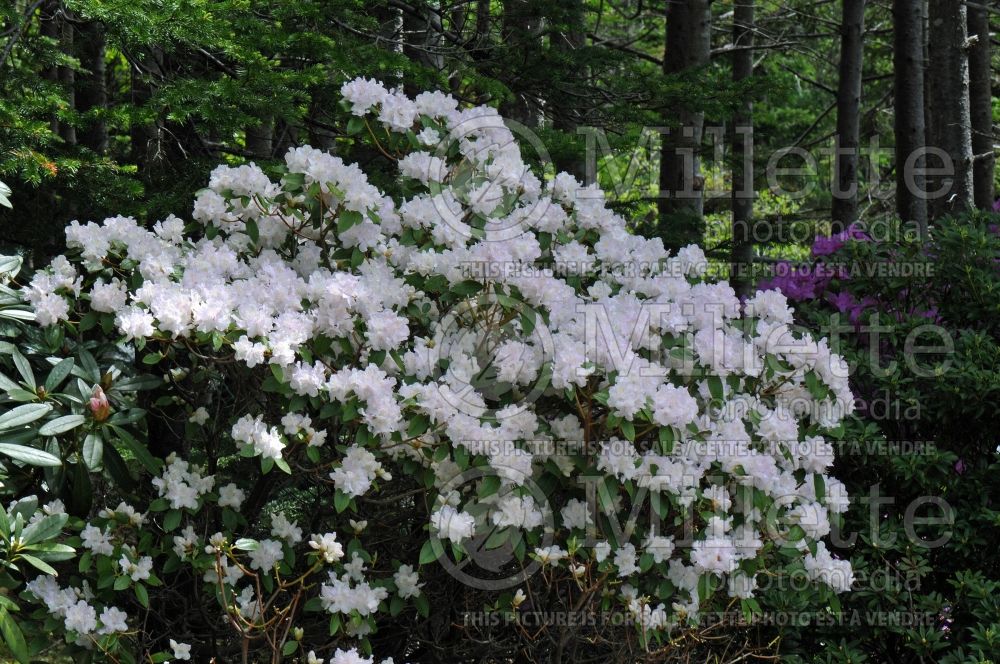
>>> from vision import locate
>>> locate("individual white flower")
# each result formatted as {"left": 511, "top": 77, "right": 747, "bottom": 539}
{"left": 218, "top": 483, "right": 245, "bottom": 510}
{"left": 534, "top": 546, "right": 568, "bottom": 566}
{"left": 64, "top": 600, "right": 97, "bottom": 634}
{"left": 270, "top": 511, "right": 303, "bottom": 545}
{"left": 170, "top": 639, "right": 192, "bottom": 661}
{"left": 430, "top": 505, "right": 476, "bottom": 543}
{"left": 309, "top": 533, "right": 345, "bottom": 564}
{"left": 172, "top": 525, "right": 199, "bottom": 559}
{"left": 189, "top": 407, "right": 210, "bottom": 425}
{"left": 393, "top": 564, "right": 422, "bottom": 599}
{"left": 119, "top": 554, "right": 154, "bottom": 582}
{"left": 248, "top": 539, "right": 284, "bottom": 571}
{"left": 98, "top": 606, "right": 128, "bottom": 634}
{"left": 81, "top": 524, "right": 114, "bottom": 556}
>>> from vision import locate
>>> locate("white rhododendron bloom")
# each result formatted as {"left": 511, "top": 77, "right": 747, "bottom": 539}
{"left": 16, "top": 77, "right": 855, "bottom": 656}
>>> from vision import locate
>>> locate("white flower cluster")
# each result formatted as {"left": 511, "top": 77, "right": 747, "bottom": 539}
{"left": 152, "top": 454, "right": 215, "bottom": 510}
{"left": 232, "top": 414, "right": 285, "bottom": 460}
{"left": 23, "top": 76, "right": 856, "bottom": 637}
{"left": 25, "top": 576, "right": 128, "bottom": 638}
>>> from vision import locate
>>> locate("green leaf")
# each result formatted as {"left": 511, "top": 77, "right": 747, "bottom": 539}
{"left": 338, "top": 210, "right": 363, "bottom": 235}
{"left": 102, "top": 442, "right": 136, "bottom": 490}
{"left": 10, "top": 350, "right": 34, "bottom": 390}
{"left": 0, "top": 443, "right": 61, "bottom": 467}
{"left": 0, "top": 607, "right": 28, "bottom": 664}
{"left": 20, "top": 513, "right": 67, "bottom": 545}
{"left": 0, "top": 403, "right": 52, "bottom": 430}
{"left": 414, "top": 593, "right": 430, "bottom": 618}
{"left": 804, "top": 370, "right": 827, "bottom": 400}
{"left": 163, "top": 510, "right": 182, "bottom": 532}
{"left": 706, "top": 375, "right": 724, "bottom": 401}
{"left": 657, "top": 427, "right": 675, "bottom": 455}
{"left": 18, "top": 553, "right": 57, "bottom": 576}
{"left": 418, "top": 539, "right": 438, "bottom": 565}
{"left": 334, "top": 490, "right": 351, "bottom": 513}
{"left": 44, "top": 358, "right": 75, "bottom": 393}
{"left": 346, "top": 117, "right": 365, "bottom": 135}
{"left": 407, "top": 414, "right": 429, "bottom": 438}
{"left": 245, "top": 218, "right": 259, "bottom": 244}
{"left": 38, "top": 414, "right": 86, "bottom": 436}
{"left": 0, "top": 255, "right": 21, "bottom": 276}
{"left": 814, "top": 473, "right": 826, "bottom": 502}
{"left": 234, "top": 538, "right": 259, "bottom": 551}
{"left": 82, "top": 433, "right": 103, "bottom": 470}
{"left": 111, "top": 426, "right": 161, "bottom": 474}
{"left": 786, "top": 524, "right": 806, "bottom": 542}
{"left": 697, "top": 573, "right": 717, "bottom": 601}
{"left": 112, "top": 375, "right": 163, "bottom": 392}
{"left": 450, "top": 280, "right": 483, "bottom": 297}
{"left": 621, "top": 420, "right": 636, "bottom": 442}
{"left": 478, "top": 475, "right": 501, "bottom": 499}
{"left": 135, "top": 583, "right": 149, "bottom": 608}
{"left": 21, "top": 542, "right": 75, "bottom": 562}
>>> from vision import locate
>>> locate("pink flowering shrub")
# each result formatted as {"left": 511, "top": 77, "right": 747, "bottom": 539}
{"left": 0, "top": 79, "right": 854, "bottom": 662}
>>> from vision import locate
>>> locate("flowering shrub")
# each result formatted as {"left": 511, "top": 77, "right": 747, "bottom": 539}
{"left": 0, "top": 79, "right": 855, "bottom": 661}
{"left": 753, "top": 212, "right": 1000, "bottom": 663}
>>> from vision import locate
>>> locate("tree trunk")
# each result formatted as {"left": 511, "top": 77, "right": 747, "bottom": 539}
{"left": 893, "top": 0, "right": 928, "bottom": 237}
{"left": 130, "top": 49, "right": 164, "bottom": 174}
{"left": 550, "top": 0, "right": 587, "bottom": 181}
{"left": 403, "top": 0, "right": 444, "bottom": 91}
{"left": 499, "top": 0, "right": 541, "bottom": 127}
{"left": 730, "top": 0, "right": 754, "bottom": 297}
{"left": 76, "top": 21, "right": 107, "bottom": 153}
{"left": 967, "top": 4, "right": 994, "bottom": 210}
{"left": 41, "top": 1, "right": 61, "bottom": 137}
{"left": 832, "top": 0, "right": 865, "bottom": 232}
{"left": 658, "top": 0, "right": 711, "bottom": 253}
{"left": 58, "top": 14, "right": 76, "bottom": 146}
{"left": 272, "top": 119, "right": 299, "bottom": 157}
{"left": 245, "top": 121, "right": 273, "bottom": 159}
{"left": 927, "top": 0, "right": 973, "bottom": 216}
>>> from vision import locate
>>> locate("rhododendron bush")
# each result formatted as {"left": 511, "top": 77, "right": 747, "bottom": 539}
{"left": 0, "top": 79, "right": 855, "bottom": 662}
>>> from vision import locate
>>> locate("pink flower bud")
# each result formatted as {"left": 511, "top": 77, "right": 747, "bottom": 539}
{"left": 89, "top": 385, "right": 111, "bottom": 422}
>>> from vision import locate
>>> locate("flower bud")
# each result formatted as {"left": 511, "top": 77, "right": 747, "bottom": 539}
{"left": 89, "top": 385, "right": 111, "bottom": 422}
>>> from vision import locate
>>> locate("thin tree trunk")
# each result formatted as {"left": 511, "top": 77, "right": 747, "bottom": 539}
{"left": 41, "top": 1, "right": 60, "bottom": 137}
{"left": 403, "top": 0, "right": 444, "bottom": 94}
{"left": 130, "top": 49, "right": 164, "bottom": 174}
{"left": 499, "top": 0, "right": 541, "bottom": 127}
{"left": 58, "top": 13, "right": 76, "bottom": 146}
{"left": 730, "top": 0, "right": 754, "bottom": 297}
{"left": 272, "top": 119, "right": 298, "bottom": 157}
{"left": 893, "top": 0, "right": 928, "bottom": 236}
{"left": 658, "top": 0, "right": 712, "bottom": 253}
{"left": 927, "top": 0, "right": 974, "bottom": 216}
{"left": 245, "top": 121, "right": 273, "bottom": 159}
{"left": 76, "top": 21, "right": 107, "bottom": 153}
{"left": 832, "top": 0, "right": 865, "bottom": 232}
{"left": 551, "top": 0, "right": 587, "bottom": 181}
{"left": 967, "top": 4, "right": 994, "bottom": 210}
